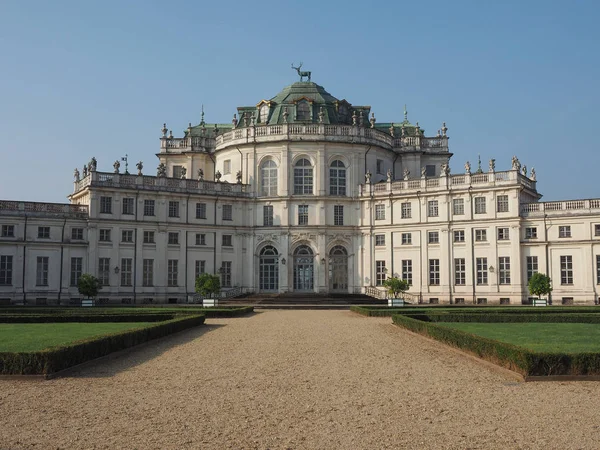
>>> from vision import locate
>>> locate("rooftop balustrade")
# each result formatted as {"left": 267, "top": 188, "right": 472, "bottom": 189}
{"left": 520, "top": 199, "right": 600, "bottom": 217}
{"left": 0, "top": 200, "right": 88, "bottom": 219}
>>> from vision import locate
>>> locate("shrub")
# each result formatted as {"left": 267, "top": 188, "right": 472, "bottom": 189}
{"left": 78, "top": 274, "right": 102, "bottom": 299}
{"left": 528, "top": 273, "right": 553, "bottom": 299}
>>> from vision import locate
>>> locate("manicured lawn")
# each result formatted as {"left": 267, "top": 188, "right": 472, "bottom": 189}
{"left": 0, "top": 322, "right": 154, "bottom": 352}
{"left": 436, "top": 322, "right": 600, "bottom": 353}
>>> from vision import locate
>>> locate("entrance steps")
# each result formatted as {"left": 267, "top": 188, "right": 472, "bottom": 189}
{"left": 221, "top": 293, "right": 387, "bottom": 309}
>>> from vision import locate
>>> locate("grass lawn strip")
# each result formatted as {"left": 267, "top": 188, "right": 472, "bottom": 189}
{"left": 0, "top": 323, "right": 154, "bottom": 352}
{"left": 435, "top": 322, "right": 600, "bottom": 353}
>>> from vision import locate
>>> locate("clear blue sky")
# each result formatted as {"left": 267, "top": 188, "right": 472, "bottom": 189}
{"left": 1, "top": 0, "right": 598, "bottom": 202}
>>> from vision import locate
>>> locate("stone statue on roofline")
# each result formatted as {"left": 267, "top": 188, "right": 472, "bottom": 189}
{"left": 157, "top": 163, "right": 166, "bottom": 177}
{"left": 386, "top": 169, "right": 392, "bottom": 182}
{"left": 90, "top": 157, "right": 97, "bottom": 172}
{"left": 522, "top": 165, "right": 527, "bottom": 177}
{"left": 73, "top": 168, "right": 80, "bottom": 182}
{"left": 236, "top": 170, "right": 243, "bottom": 184}
{"left": 197, "top": 168, "right": 204, "bottom": 181}
{"left": 136, "top": 161, "right": 143, "bottom": 176}
{"left": 215, "top": 170, "right": 222, "bottom": 182}
{"left": 421, "top": 166, "right": 427, "bottom": 178}
{"left": 440, "top": 163, "right": 450, "bottom": 176}
{"left": 403, "top": 168, "right": 410, "bottom": 180}
{"left": 511, "top": 155, "right": 521, "bottom": 171}
{"left": 113, "top": 160, "right": 120, "bottom": 174}
{"left": 82, "top": 165, "right": 88, "bottom": 178}
{"left": 365, "top": 171, "right": 372, "bottom": 184}
{"left": 530, "top": 167, "right": 536, "bottom": 181}
{"left": 465, "top": 161, "right": 471, "bottom": 174}
{"left": 181, "top": 167, "right": 187, "bottom": 179}
{"left": 489, "top": 159, "right": 495, "bottom": 173}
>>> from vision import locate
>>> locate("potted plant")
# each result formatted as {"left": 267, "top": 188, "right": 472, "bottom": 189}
{"left": 528, "top": 272, "right": 552, "bottom": 306}
{"left": 77, "top": 273, "right": 102, "bottom": 307}
{"left": 383, "top": 276, "right": 410, "bottom": 307}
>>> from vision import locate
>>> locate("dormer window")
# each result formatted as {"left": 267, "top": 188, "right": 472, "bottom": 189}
{"left": 259, "top": 104, "right": 269, "bottom": 123}
{"left": 338, "top": 104, "right": 348, "bottom": 122}
{"left": 296, "top": 101, "right": 310, "bottom": 121}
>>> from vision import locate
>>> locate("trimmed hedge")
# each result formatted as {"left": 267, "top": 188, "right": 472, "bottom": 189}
{"left": 399, "top": 312, "right": 600, "bottom": 324}
{"left": 0, "top": 314, "right": 205, "bottom": 376}
{"left": 0, "top": 314, "right": 176, "bottom": 323}
{"left": 392, "top": 314, "right": 600, "bottom": 376}
{"left": 350, "top": 306, "right": 406, "bottom": 317}
{"left": 200, "top": 306, "right": 254, "bottom": 318}
{"left": 0, "top": 306, "right": 254, "bottom": 318}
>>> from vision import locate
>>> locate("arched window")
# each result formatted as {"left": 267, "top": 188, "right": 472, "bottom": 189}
{"left": 294, "top": 158, "right": 313, "bottom": 195}
{"left": 261, "top": 160, "right": 278, "bottom": 196}
{"left": 329, "top": 160, "right": 347, "bottom": 196}
{"left": 296, "top": 101, "right": 310, "bottom": 121}
{"left": 259, "top": 104, "right": 269, "bottom": 124}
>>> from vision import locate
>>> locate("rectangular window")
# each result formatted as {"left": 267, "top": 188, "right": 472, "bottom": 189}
{"left": 375, "top": 234, "right": 385, "bottom": 246}
{"left": 376, "top": 159, "right": 384, "bottom": 175}
{"left": 100, "top": 196, "right": 112, "bottom": 214}
{"left": 1, "top": 225, "right": 14, "bottom": 237}
{"left": 497, "top": 195, "right": 509, "bottom": 213}
{"left": 453, "top": 230, "right": 465, "bottom": 243}
{"left": 98, "top": 257, "right": 110, "bottom": 286}
{"left": 429, "top": 259, "right": 440, "bottom": 286}
{"left": 454, "top": 258, "right": 466, "bottom": 285}
{"left": 474, "top": 197, "right": 486, "bottom": 214}
{"left": 99, "top": 229, "right": 111, "bottom": 242}
{"left": 595, "top": 224, "right": 600, "bottom": 237}
{"left": 475, "top": 229, "right": 487, "bottom": 242}
{"left": 167, "top": 260, "right": 178, "bottom": 287}
{"left": 144, "top": 200, "right": 155, "bottom": 217}
{"left": 223, "top": 160, "right": 231, "bottom": 175}
{"left": 121, "top": 230, "right": 133, "bottom": 243}
{"left": 597, "top": 255, "right": 600, "bottom": 284}
{"left": 143, "top": 231, "right": 155, "bottom": 244}
{"left": 122, "top": 197, "right": 134, "bottom": 215}
{"left": 263, "top": 205, "right": 274, "bottom": 226}
{"left": 428, "top": 200, "right": 439, "bottom": 217}
{"left": 195, "top": 260, "right": 206, "bottom": 279}
{"left": 526, "top": 256, "right": 538, "bottom": 282}
{"left": 476, "top": 257, "right": 488, "bottom": 285}
{"left": 499, "top": 256, "right": 511, "bottom": 285}
{"left": 222, "top": 234, "right": 233, "bottom": 247}
{"left": 120, "top": 258, "right": 132, "bottom": 286}
{"left": 401, "top": 202, "right": 411, "bottom": 219}
{"left": 298, "top": 205, "right": 308, "bottom": 225}
{"left": 497, "top": 228, "right": 510, "bottom": 241}
{"left": 375, "top": 204, "right": 385, "bottom": 220}
{"left": 195, "top": 233, "right": 206, "bottom": 246}
{"left": 0, "top": 255, "right": 13, "bottom": 285}
{"left": 453, "top": 198, "right": 464, "bottom": 216}
{"left": 375, "top": 260, "right": 386, "bottom": 286}
{"left": 168, "top": 232, "right": 179, "bottom": 245}
{"left": 196, "top": 203, "right": 207, "bottom": 219}
{"left": 560, "top": 255, "right": 573, "bottom": 285}
{"left": 172, "top": 165, "right": 183, "bottom": 179}
{"left": 168, "top": 201, "right": 180, "bottom": 218}
{"left": 559, "top": 226, "right": 571, "bottom": 238}
{"left": 401, "top": 233, "right": 412, "bottom": 245}
{"left": 428, "top": 231, "right": 439, "bottom": 244}
{"left": 221, "top": 261, "right": 232, "bottom": 287}
{"left": 402, "top": 260, "right": 412, "bottom": 285}
{"left": 71, "top": 227, "right": 83, "bottom": 240}
{"left": 425, "top": 165, "right": 436, "bottom": 177}
{"left": 525, "top": 227, "right": 537, "bottom": 239}
{"left": 222, "top": 204, "right": 233, "bottom": 221}
{"left": 334, "top": 205, "right": 344, "bottom": 226}
{"left": 38, "top": 226, "right": 50, "bottom": 239}
{"left": 142, "top": 259, "right": 154, "bottom": 287}
{"left": 36, "top": 256, "right": 49, "bottom": 286}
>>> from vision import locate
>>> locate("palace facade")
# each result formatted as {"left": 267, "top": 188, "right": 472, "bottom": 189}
{"left": 1, "top": 78, "right": 599, "bottom": 305}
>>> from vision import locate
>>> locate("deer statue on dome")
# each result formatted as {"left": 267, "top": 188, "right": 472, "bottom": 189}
{"left": 291, "top": 62, "right": 311, "bottom": 82}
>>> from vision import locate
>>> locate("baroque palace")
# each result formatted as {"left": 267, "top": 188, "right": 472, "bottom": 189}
{"left": 1, "top": 72, "right": 600, "bottom": 306}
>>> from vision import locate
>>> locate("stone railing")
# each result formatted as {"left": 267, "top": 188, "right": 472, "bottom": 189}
{"left": 160, "top": 136, "right": 216, "bottom": 153}
{"left": 0, "top": 200, "right": 88, "bottom": 219}
{"left": 73, "top": 172, "right": 250, "bottom": 197}
{"left": 520, "top": 198, "right": 600, "bottom": 217}
{"left": 361, "top": 170, "right": 536, "bottom": 197}
{"left": 213, "top": 123, "right": 449, "bottom": 152}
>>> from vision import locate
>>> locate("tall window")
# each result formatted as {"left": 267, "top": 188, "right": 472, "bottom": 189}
{"left": 222, "top": 235, "right": 233, "bottom": 247}
{"left": 454, "top": 230, "right": 465, "bottom": 243}
{"left": 294, "top": 159, "right": 313, "bottom": 195}
{"left": 375, "top": 234, "right": 385, "bottom": 246}
{"left": 375, "top": 204, "right": 385, "bottom": 220}
{"left": 121, "top": 230, "right": 133, "bottom": 243}
{"left": 172, "top": 165, "right": 183, "bottom": 179}
{"left": 475, "top": 229, "right": 487, "bottom": 242}
{"left": 499, "top": 257, "right": 511, "bottom": 285}
{"left": 168, "top": 232, "right": 179, "bottom": 245}
{"left": 429, "top": 259, "right": 440, "bottom": 285}
{"left": 195, "top": 260, "right": 206, "bottom": 279}
{"left": 263, "top": 205, "right": 274, "bottom": 226}
{"left": 196, "top": 202, "right": 207, "bottom": 219}
{"left": 334, "top": 205, "right": 344, "bottom": 226}
{"left": 144, "top": 200, "right": 155, "bottom": 216}
{"left": 168, "top": 201, "right": 180, "bottom": 218}
{"left": 525, "top": 227, "right": 537, "bottom": 239}
{"left": 526, "top": 256, "right": 538, "bottom": 282}
{"left": 223, "top": 160, "right": 231, "bottom": 175}
{"left": 296, "top": 101, "right": 310, "bottom": 121}
{"left": 560, "top": 255, "right": 573, "bottom": 285}
{"left": 329, "top": 160, "right": 346, "bottom": 196}
{"left": 474, "top": 197, "right": 486, "bottom": 214}
{"left": 402, "top": 260, "right": 412, "bottom": 285}
{"left": 221, "top": 261, "right": 232, "bottom": 287}
{"left": 298, "top": 205, "right": 308, "bottom": 225}
{"left": 261, "top": 160, "right": 278, "bottom": 196}
{"left": 259, "top": 104, "right": 269, "bottom": 123}
{"left": 99, "top": 229, "right": 111, "bottom": 242}
{"left": 559, "top": 226, "right": 571, "bottom": 238}
{"left": 428, "top": 231, "right": 439, "bottom": 244}
{"left": 122, "top": 198, "right": 134, "bottom": 215}
{"left": 143, "top": 259, "right": 154, "bottom": 286}
{"left": 476, "top": 257, "right": 488, "bottom": 285}
{"left": 596, "top": 225, "right": 600, "bottom": 237}
{"left": 98, "top": 258, "right": 110, "bottom": 286}
{"left": 195, "top": 233, "right": 206, "bottom": 245}
{"left": 376, "top": 159, "right": 384, "bottom": 175}
{"left": 401, "top": 233, "right": 412, "bottom": 245}
{"left": 36, "top": 257, "right": 49, "bottom": 286}
{"left": 167, "top": 260, "right": 178, "bottom": 287}
{"left": 453, "top": 198, "right": 464, "bottom": 216}
{"left": 375, "top": 261, "right": 386, "bottom": 286}
{"left": 497, "top": 228, "right": 510, "bottom": 241}
{"left": 428, "top": 200, "right": 438, "bottom": 217}
{"left": 1, "top": 225, "right": 14, "bottom": 237}
{"left": 401, "top": 202, "right": 411, "bottom": 219}
{"left": 454, "top": 258, "right": 466, "bottom": 285}
{"left": 0, "top": 255, "right": 13, "bottom": 285}
{"left": 100, "top": 196, "right": 112, "bottom": 214}
{"left": 222, "top": 204, "right": 233, "bottom": 221}
{"left": 143, "top": 231, "right": 155, "bottom": 244}
{"left": 497, "top": 195, "right": 509, "bottom": 213}
{"left": 597, "top": 255, "right": 600, "bottom": 284}
{"left": 121, "top": 258, "right": 132, "bottom": 287}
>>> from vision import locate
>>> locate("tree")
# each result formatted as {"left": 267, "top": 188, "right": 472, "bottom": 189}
{"left": 195, "top": 273, "right": 221, "bottom": 299}
{"left": 528, "top": 273, "right": 552, "bottom": 299}
{"left": 383, "top": 276, "right": 410, "bottom": 299}
{"left": 78, "top": 273, "right": 102, "bottom": 299}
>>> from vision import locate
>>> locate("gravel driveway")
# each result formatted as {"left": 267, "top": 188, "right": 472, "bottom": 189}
{"left": 1, "top": 310, "right": 599, "bottom": 449}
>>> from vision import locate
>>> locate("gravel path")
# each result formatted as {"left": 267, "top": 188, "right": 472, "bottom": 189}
{"left": 1, "top": 310, "right": 600, "bottom": 449}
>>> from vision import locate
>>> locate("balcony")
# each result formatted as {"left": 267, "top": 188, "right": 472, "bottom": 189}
{"left": 0, "top": 200, "right": 88, "bottom": 219}
{"left": 520, "top": 199, "right": 600, "bottom": 217}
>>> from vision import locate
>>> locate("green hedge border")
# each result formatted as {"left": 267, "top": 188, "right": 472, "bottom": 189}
{"left": 0, "top": 314, "right": 176, "bottom": 323}
{"left": 391, "top": 314, "right": 600, "bottom": 376}
{"left": 0, "top": 314, "right": 205, "bottom": 376}
{"left": 0, "top": 306, "right": 254, "bottom": 318}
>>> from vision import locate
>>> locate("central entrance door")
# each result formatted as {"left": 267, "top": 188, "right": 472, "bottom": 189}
{"left": 329, "top": 245, "right": 348, "bottom": 292}
{"left": 259, "top": 245, "right": 279, "bottom": 292}
{"left": 293, "top": 245, "right": 314, "bottom": 291}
